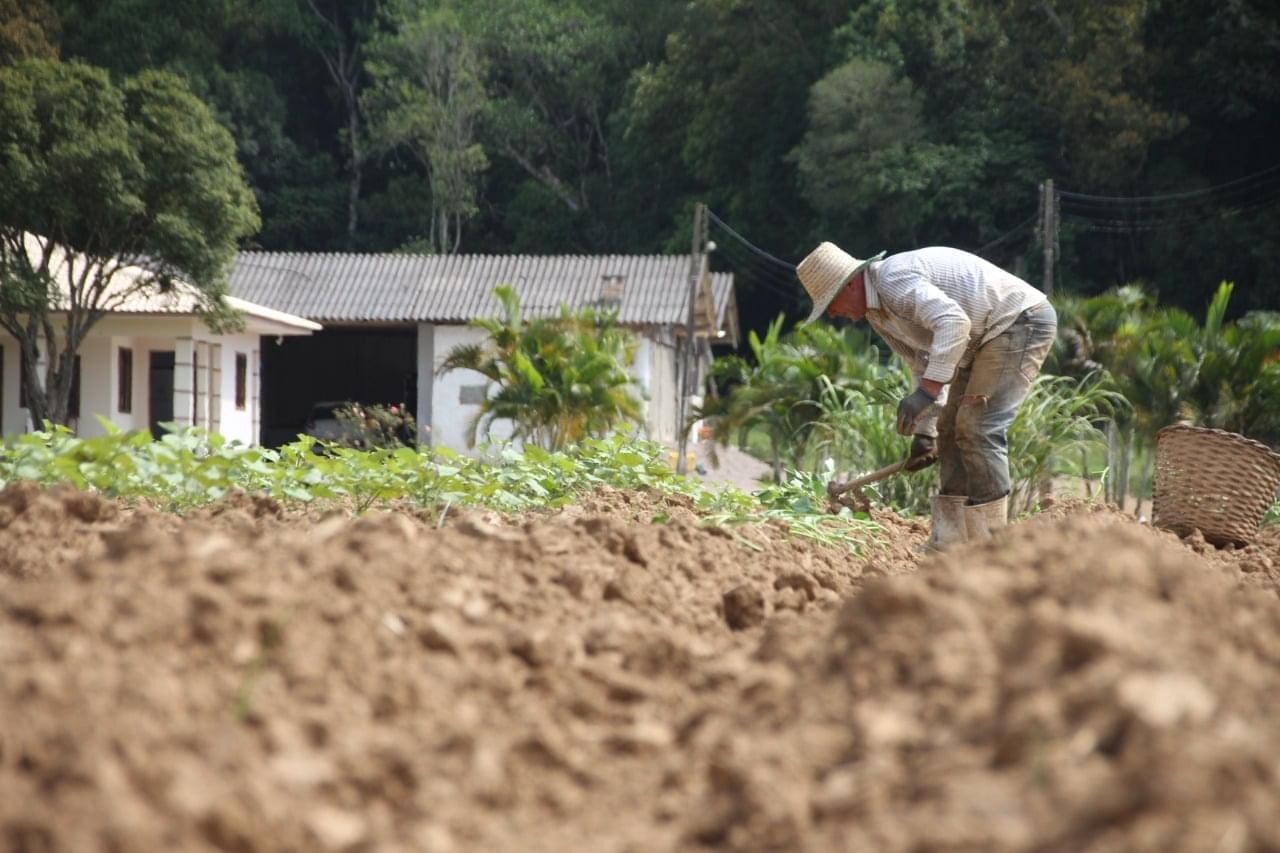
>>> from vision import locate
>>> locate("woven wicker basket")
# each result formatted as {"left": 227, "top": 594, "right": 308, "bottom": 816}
{"left": 1152, "top": 424, "right": 1280, "bottom": 546}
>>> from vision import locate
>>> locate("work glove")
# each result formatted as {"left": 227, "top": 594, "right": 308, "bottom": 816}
{"left": 895, "top": 387, "right": 937, "bottom": 436}
{"left": 905, "top": 434, "right": 937, "bottom": 472}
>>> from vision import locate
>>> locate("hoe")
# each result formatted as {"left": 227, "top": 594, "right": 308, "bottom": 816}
{"left": 826, "top": 458, "right": 908, "bottom": 514}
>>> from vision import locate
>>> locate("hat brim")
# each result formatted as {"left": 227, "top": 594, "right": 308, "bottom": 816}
{"left": 801, "top": 256, "right": 876, "bottom": 325}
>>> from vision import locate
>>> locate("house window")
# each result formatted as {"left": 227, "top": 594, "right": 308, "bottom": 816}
{"left": 118, "top": 348, "right": 133, "bottom": 413}
{"left": 235, "top": 352, "right": 247, "bottom": 410}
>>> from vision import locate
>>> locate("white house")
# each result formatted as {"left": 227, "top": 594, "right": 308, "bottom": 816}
{"left": 229, "top": 252, "right": 739, "bottom": 451}
{"left": 0, "top": 247, "right": 320, "bottom": 443}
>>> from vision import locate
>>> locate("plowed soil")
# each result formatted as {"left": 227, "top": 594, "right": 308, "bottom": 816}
{"left": 2, "top": 482, "right": 1279, "bottom": 852}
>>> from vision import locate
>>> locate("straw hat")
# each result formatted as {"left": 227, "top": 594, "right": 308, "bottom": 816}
{"left": 797, "top": 242, "right": 884, "bottom": 324}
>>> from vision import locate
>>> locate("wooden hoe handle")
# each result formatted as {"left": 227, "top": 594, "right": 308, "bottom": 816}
{"left": 827, "top": 459, "right": 908, "bottom": 499}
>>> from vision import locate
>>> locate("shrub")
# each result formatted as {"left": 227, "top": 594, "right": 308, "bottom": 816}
{"left": 333, "top": 402, "right": 418, "bottom": 449}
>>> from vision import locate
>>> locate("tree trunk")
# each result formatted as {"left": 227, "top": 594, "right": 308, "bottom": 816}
{"left": 303, "top": 0, "right": 365, "bottom": 245}
{"left": 346, "top": 127, "right": 362, "bottom": 243}
{"left": 16, "top": 331, "right": 75, "bottom": 428}
{"left": 339, "top": 79, "right": 363, "bottom": 245}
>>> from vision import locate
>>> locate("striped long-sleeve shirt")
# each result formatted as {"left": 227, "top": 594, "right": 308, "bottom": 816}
{"left": 864, "top": 247, "right": 1048, "bottom": 385}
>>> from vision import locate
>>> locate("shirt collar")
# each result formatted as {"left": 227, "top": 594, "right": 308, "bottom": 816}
{"left": 864, "top": 258, "right": 884, "bottom": 312}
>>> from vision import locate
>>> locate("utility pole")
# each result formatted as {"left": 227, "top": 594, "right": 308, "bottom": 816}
{"left": 677, "top": 203, "right": 708, "bottom": 475}
{"left": 1039, "top": 179, "right": 1057, "bottom": 296}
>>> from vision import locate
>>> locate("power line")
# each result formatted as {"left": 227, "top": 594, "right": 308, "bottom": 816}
{"left": 712, "top": 258, "right": 805, "bottom": 305}
{"left": 712, "top": 245, "right": 805, "bottom": 301}
{"left": 1061, "top": 188, "right": 1280, "bottom": 232}
{"left": 1058, "top": 162, "right": 1280, "bottom": 205}
{"left": 711, "top": 229, "right": 796, "bottom": 277}
{"left": 706, "top": 210, "right": 798, "bottom": 272}
{"left": 1058, "top": 176, "right": 1280, "bottom": 217}
{"left": 974, "top": 213, "right": 1038, "bottom": 257}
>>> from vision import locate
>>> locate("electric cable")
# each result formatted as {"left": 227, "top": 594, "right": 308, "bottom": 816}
{"left": 706, "top": 210, "right": 798, "bottom": 271}
{"left": 710, "top": 250, "right": 804, "bottom": 303}
{"left": 1057, "top": 162, "right": 1280, "bottom": 205}
{"left": 709, "top": 232, "right": 801, "bottom": 285}
{"left": 712, "top": 253, "right": 803, "bottom": 302}
{"left": 1057, "top": 178, "right": 1280, "bottom": 218}
{"left": 973, "top": 213, "right": 1038, "bottom": 256}
{"left": 1061, "top": 188, "right": 1280, "bottom": 233}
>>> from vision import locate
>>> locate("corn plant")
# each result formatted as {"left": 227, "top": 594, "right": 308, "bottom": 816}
{"left": 1007, "top": 373, "right": 1130, "bottom": 514}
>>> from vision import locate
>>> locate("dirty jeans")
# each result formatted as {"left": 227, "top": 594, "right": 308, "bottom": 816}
{"left": 936, "top": 302, "right": 1058, "bottom": 504}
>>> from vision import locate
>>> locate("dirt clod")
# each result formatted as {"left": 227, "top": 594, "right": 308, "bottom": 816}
{"left": 722, "top": 584, "right": 766, "bottom": 630}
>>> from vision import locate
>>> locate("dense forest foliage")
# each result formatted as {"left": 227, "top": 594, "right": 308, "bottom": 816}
{"left": 4, "top": 0, "right": 1277, "bottom": 335}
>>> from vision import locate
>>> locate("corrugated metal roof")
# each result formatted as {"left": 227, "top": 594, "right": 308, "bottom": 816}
{"left": 229, "top": 252, "right": 736, "bottom": 329}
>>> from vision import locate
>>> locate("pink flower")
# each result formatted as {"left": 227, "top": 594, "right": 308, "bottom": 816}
{"left": 389, "top": 405, "right": 399, "bottom": 414}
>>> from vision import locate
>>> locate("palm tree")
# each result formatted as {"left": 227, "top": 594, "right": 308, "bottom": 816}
{"left": 1061, "top": 282, "right": 1280, "bottom": 508}
{"left": 1184, "top": 286, "right": 1280, "bottom": 441}
{"left": 438, "top": 285, "right": 642, "bottom": 450}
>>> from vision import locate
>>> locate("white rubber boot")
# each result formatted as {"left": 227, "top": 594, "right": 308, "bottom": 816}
{"left": 964, "top": 495, "right": 1009, "bottom": 541}
{"left": 928, "top": 495, "right": 968, "bottom": 551}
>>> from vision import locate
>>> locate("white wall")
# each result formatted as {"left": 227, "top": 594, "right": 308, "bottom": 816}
{"left": 646, "top": 332, "right": 680, "bottom": 445}
{"left": 429, "top": 325, "right": 514, "bottom": 453}
{"left": 210, "top": 335, "right": 260, "bottom": 444}
{"left": 1, "top": 319, "right": 268, "bottom": 446}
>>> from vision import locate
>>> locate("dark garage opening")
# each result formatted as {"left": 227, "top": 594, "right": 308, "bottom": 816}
{"left": 260, "top": 325, "right": 417, "bottom": 447}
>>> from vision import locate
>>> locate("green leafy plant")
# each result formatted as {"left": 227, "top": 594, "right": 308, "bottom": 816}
{"left": 699, "top": 318, "right": 905, "bottom": 482}
{"left": 438, "top": 285, "right": 642, "bottom": 450}
{"left": 0, "top": 423, "right": 883, "bottom": 551}
{"left": 1007, "top": 373, "right": 1130, "bottom": 514}
{"left": 1053, "top": 283, "right": 1280, "bottom": 509}
{"left": 701, "top": 318, "right": 1121, "bottom": 517}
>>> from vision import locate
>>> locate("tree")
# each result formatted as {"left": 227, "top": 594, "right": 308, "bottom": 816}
{"left": 623, "top": 0, "right": 849, "bottom": 234}
{"left": 465, "top": 0, "right": 625, "bottom": 215}
{"left": 0, "top": 59, "right": 260, "bottom": 426}
{"left": 789, "top": 58, "right": 987, "bottom": 247}
{"left": 437, "top": 285, "right": 641, "bottom": 450}
{"left": 1, "top": 0, "right": 60, "bottom": 63}
{"left": 987, "top": 0, "right": 1185, "bottom": 188}
{"left": 364, "top": 1, "right": 488, "bottom": 253}
{"left": 50, "top": 0, "right": 352, "bottom": 252}
{"left": 273, "top": 0, "right": 381, "bottom": 245}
